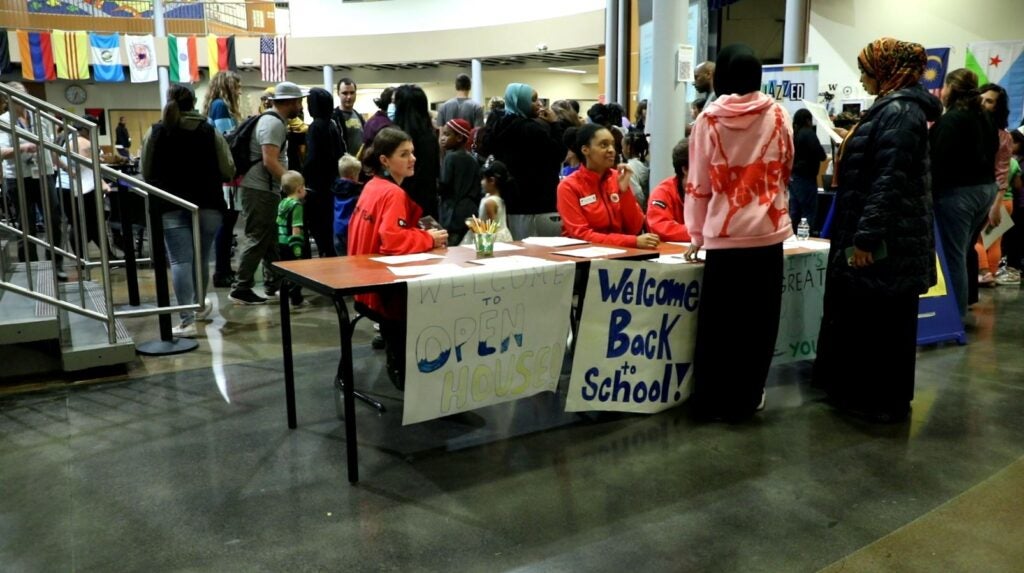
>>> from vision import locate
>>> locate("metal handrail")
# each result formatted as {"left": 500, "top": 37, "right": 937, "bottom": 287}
{"left": 0, "top": 82, "right": 205, "bottom": 345}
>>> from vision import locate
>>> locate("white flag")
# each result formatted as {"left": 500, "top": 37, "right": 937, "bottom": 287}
{"left": 125, "top": 34, "right": 158, "bottom": 83}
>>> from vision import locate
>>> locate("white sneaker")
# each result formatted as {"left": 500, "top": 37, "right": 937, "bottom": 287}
{"left": 196, "top": 297, "right": 213, "bottom": 321}
{"left": 756, "top": 389, "right": 766, "bottom": 411}
{"left": 172, "top": 322, "right": 197, "bottom": 338}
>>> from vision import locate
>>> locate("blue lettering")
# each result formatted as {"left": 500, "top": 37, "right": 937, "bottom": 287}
{"left": 607, "top": 308, "right": 632, "bottom": 358}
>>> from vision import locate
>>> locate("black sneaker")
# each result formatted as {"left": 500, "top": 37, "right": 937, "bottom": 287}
{"left": 371, "top": 334, "right": 386, "bottom": 350}
{"left": 213, "top": 272, "right": 235, "bottom": 288}
{"left": 229, "top": 288, "right": 267, "bottom": 305}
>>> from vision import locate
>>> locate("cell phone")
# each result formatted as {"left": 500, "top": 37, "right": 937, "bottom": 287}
{"left": 418, "top": 216, "right": 443, "bottom": 231}
{"left": 844, "top": 241, "right": 887, "bottom": 263}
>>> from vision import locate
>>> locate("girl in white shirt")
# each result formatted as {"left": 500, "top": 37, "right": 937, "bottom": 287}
{"left": 463, "top": 157, "right": 514, "bottom": 244}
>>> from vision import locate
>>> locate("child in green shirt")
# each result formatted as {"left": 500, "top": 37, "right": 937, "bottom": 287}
{"left": 277, "top": 170, "right": 310, "bottom": 306}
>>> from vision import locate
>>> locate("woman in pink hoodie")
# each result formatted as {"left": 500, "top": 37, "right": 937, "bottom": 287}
{"left": 684, "top": 44, "right": 794, "bottom": 421}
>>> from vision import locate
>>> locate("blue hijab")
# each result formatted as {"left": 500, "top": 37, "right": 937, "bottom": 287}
{"left": 504, "top": 83, "right": 535, "bottom": 117}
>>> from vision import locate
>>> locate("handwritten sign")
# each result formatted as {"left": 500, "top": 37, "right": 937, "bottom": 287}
{"left": 772, "top": 250, "right": 828, "bottom": 365}
{"left": 403, "top": 263, "right": 576, "bottom": 425}
{"left": 566, "top": 260, "right": 701, "bottom": 414}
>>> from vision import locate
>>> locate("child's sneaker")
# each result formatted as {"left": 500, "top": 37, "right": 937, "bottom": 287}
{"left": 995, "top": 268, "right": 1021, "bottom": 285}
{"left": 172, "top": 321, "right": 197, "bottom": 338}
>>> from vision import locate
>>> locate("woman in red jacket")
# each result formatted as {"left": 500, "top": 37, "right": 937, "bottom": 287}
{"left": 348, "top": 127, "right": 448, "bottom": 388}
{"left": 646, "top": 139, "right": 691, "bottom": 241}
{"left": 557, "top": 124, "right": 660, "bottom": 248}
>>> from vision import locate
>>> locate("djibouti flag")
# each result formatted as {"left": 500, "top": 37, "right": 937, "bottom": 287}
{"left": 966, "top": 41, "right": 1024, "bottom": 126}
{"left": 168, "top": 35, "right": 198, "bottom": 83}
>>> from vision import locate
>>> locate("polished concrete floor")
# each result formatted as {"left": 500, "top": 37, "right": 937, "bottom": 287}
{"left": 1, "top": 270, "right": 1022, "bottom": 572}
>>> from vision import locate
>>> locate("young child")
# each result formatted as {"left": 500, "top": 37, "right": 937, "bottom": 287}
{"left": 439, "top": 118, "right": 481, "bottom": 245}
{"left": 462, "top": 158, "right": 514, "bottom": 244}
{"left": 276, "top": 170, "right": 309, "bottom": 306}
{"left": 332, "top": 154, "right": 364, "bottom": 255}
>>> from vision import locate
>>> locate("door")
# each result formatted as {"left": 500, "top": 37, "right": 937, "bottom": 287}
{"left": 108, "top": 109, "right": 162, "bottom": 158}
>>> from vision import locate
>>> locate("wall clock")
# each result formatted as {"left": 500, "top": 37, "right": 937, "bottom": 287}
{"left": 65, "top": 84, "right": 87, "bottom": 105}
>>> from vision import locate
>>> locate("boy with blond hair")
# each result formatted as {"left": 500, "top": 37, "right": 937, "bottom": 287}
{"left": 276, "top": 170, "right": 309, "bottom": 306}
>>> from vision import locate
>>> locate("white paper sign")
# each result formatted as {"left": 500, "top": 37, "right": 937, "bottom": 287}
{"left": 981, "top": 204, "right": 1014, "bottom": 249}
{"left": 772, "top": 249, "right": 828, "bottom": 365}
{"left": 566, "top": 260, "right": 701, "bottom": 414}
{"left": 403, "top": 263, "right": 576, "bottom": 425}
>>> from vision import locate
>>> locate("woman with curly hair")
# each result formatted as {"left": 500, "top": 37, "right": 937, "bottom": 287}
{"left": 203, "top": 71, "right": 243, "bottom": 287}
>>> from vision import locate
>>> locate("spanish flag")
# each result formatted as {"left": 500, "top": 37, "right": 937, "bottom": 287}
{"left": 52, "top": 30, "right": 90, "bottom": 80}
{"left": 17, "top": 30, "right": 56, "bottom": 81}
{"left": 206, "top": 34, "right": 236, "bottom": 78}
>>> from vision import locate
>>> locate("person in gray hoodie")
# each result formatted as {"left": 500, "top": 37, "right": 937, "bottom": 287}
{"left": 302, "top": 87, "right": 344, "bottom": 257}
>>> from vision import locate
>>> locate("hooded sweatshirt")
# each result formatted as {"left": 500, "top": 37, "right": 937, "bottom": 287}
{"left": 646, "top": 175, "right": 690, "bottom": 241}
{"left": 684, "top": 91, "right": 793, "bottom": 249}
{"left": 142, "top": 110, "right": 234, "bottom": 213}
{"left": 302, "top": 88, "right": 343, "bottom": 196}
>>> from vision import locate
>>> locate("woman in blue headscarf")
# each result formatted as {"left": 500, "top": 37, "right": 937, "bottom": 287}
{"left": 476, "top": 83, "right": 566, "bottom": 239}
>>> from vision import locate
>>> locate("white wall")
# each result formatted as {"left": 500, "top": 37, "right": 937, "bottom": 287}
{"left": 808, "top": 0, "right": 1024, "bottom": 101}
{"left": 288, "top": 0, "right": 604, "bottom": 37}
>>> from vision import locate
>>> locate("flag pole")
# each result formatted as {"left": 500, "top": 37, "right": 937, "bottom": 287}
{"left": 154, "top": 0, "right": 169, "bottom": 107}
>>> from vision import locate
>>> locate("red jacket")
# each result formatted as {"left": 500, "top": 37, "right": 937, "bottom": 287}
{"left": 348, "top": 176, "right": 434, "bottom": 318}
{"left": 557, "top": 166, "right": 644, "bottom": 247}
{"left": 646, "top": 176, "right": 690, "bottom": 241}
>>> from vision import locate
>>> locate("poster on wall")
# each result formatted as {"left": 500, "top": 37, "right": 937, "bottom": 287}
{"left": 762, "top": 63, "right": 820, "bottom": 141}
{"left": 402, "top": 264, "right": 575, "bottom": 425}
{"left": 84, "top": 108, "right": 106, "bottom": 135}
{"left": 566, "top": 260, "right": 701, "bottom": 414}
{"left": 771, "top": 248, "right": 828, "bottom": 366}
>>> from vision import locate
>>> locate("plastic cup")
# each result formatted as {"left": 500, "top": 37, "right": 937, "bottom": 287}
{"left": 474, "top": 232, "right": 495, "bottom": 257}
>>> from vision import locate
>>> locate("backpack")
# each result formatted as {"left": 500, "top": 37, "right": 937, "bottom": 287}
{"left": 226, "top": 111, "right": 285, "bottom": 179}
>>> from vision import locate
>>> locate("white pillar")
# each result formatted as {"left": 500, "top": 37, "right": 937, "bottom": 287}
{"left": 783, "top": 0, "right": 809, "bottom": 64}
{"left": 604, "top": 0, "right": 618, "bottom": 103}
{"left": 471, "top": 59, "right": 483, "bottom": 104}
{"left": 323, "top": 65, "right": 334, "bottom": 93}
{"left": 649, "top": 0, "right": 688, "bottom": 184}
{"left": 154, "top": 0, "right": 168, "bottom": 107}
{"left": 616, "top": 0, "right": 628, "bottom": 105}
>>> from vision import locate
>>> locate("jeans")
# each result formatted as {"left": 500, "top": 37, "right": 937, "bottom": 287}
{"left": 788, "top": 175, "right": 818, "bottom": 233}
{"left": 235, "top": 188, "right": 281, "bottom": 291}
{"left": 163, "top": 208, "right": 221, "bottom": 325}
{"left": 934, "top": 183, "right": 999, "bottom": 316}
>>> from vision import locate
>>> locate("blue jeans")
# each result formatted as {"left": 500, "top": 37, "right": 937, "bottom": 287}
{"left": 163, "top": 208, "right": 221, "bottom": 324}
{"left": 934, "top": 183, "right": 999, "bottom": 316}
{"left": 788, "top": 175, "right": 818, "bottom": 233}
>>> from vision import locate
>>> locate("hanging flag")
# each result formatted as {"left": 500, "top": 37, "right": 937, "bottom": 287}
{"left": 967, "top": 41, "right": 1024, "bottom": 127}
{"left": 0, "top": 28, "right": 13, "bottom": 75}
{"left": 52, "top": 30, "right": 90, "bottom": 80}
{"left": 168, "top": 35, "right": 199, "bottom": 83}
{"left": 125, "top": 34, "right": 157, "bottom": 83}
{"left": 206, "top": 34, "right": 236, "bottom": 78}
{"left": 89, "top": 33, "right": 124, "bottom": 83}
{"left": 16, "top": 30, "right": 56, "bottom": 81}
{"left": 922, "top": 47, "right": 949, "bottom": 99}
{"left": 260, "top": 35, "right": 286, "bottom": 82}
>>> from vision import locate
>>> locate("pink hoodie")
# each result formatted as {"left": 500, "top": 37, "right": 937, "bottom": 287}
{"left": 684, "top": 91, "right": 794, "bottom": 249}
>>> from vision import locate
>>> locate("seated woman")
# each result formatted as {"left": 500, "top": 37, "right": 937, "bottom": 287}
{"left": 347, "top": 127, "right": 448, "bottom": 389}
{"left": 646, "top": 139, "right": 691, "bottom": 242}
{"left": 556, "top": 123, "right": 660, "bottom": 248}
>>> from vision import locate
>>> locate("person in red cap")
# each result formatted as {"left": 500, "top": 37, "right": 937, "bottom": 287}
{"left": 439, "top": 118, "right": 481, "bottom": 244}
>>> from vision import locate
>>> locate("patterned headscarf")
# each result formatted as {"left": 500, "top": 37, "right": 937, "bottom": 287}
{"left": 857, "top": 38, "right": 927, "bottom": 97}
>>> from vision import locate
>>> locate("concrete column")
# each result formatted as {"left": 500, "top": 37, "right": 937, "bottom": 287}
{"left": 323, "top": 65, "right": 334, "bottom": 93}
{"left": 616, "top": 0, "right": 628, "bottom": 105}
{"left": 649, "top": 0, "right": 688, "bottom": 184}
{"left": 471, "top": 59, "right": 483, "bottom": 104}
{"left": 154, "top": 0, "right": 168, "bottom": 107}
{"left": 783, "top": 0, "right": 809, "bottom": 64}
{"left": 604, "top": 0, "right": 618, "bottom": 103}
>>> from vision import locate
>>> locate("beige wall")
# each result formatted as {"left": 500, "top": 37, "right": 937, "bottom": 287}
{"left": 720, "top": 0, "right": 786, "bottom": 63}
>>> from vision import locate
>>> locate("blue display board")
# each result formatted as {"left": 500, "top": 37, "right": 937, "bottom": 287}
{"left": 917, "top": 225, "right": 966, "bottom": 346}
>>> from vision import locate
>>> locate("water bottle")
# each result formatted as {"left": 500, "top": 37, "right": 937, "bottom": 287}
{"left": 797, "top": 217, "right": 810, "bottom": 240}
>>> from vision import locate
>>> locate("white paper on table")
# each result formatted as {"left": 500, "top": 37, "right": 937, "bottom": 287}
{"left": 520, "top": 236, "right": 589, "bottom": 247}
{"left": 784, "top": 239, "right": 832, "bottom": 252}
{"left": 801, "top": 99, "right": 845, "bottom": 144}
{"left": 456, "top": 242, "right": 525, "bottom": 252}
{"left": 466, "top": 255, "right": 555, "bottom": 268}
{"left": 371, "top": 253, "right": 445, "bottom": 264}
{"left": 982, "top": 204, "right": 1014, "bottom": 249}
{"left": 552, "top": 246, "right": 628, "bottom": 258}
{"left": 388, "top": 263, "right": 466, "bottom": 277}
{"left": 667, "top": 242, "right": 691, "bottom": 247}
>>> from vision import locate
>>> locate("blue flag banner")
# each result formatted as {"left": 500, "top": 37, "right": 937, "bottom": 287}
{"left": 923, "top": 47, "right": 950, "bottom": 97}
{"left": 89, "top": 33, "right": 124, "bottom": 83}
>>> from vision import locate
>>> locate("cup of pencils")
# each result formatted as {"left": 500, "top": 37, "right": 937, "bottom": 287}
{"left": 468, "top": 216, "right": 497, "bottom": 257}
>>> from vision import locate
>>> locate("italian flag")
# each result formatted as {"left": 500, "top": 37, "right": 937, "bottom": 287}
{"left": 966, "top": 41, "right": 1024, "bottom": 126}
{"left": 168, "top": 35, "right": 199, "bottom": 83}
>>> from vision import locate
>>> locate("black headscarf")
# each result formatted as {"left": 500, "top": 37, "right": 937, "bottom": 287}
{"left": 714, "top": 44, "right": 762, "bottom": 96}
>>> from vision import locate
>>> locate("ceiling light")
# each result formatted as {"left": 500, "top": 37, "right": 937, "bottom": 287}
{"left": 548, "top": 67, "right": 587, "bottom": 74}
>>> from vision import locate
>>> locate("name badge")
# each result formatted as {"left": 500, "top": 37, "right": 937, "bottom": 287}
{"left": 579, "top": 194, "right": 598, "bottom": 206}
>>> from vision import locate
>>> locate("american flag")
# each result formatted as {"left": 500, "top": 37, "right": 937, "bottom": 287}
{"left": 260, "top": 35, "right": 286, "bottom": 82}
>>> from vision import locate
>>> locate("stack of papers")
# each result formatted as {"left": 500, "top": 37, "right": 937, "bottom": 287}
{"left": 552, "top": 246, "right": 627, "bottom": 258}
{"left": 467, "top": 255, "right": 555, "bottom": 268}
{"left": 652, "top": 254, "right": 703, "bottom": 264}
{"left": 783, "top": 239, "right": 831, "bottom": 252}
{"left": 521, "top": 237, "right": 589, "bottom": 248}
{"left": 371, "top": 253, "right": 445, "bottom": 264}
{"left": 388, "top": 263, "right": 466, "bottom": 277}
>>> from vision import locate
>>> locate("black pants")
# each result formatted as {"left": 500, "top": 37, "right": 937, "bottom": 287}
{"left": 814, "top": 277, "right": 918, "bottom": 413}
{"left": 354, "top": 301, "right": 406, "bottom": 380}
{"left": 692, "top": 243, "right": 783, "bottom": 420}
{"left": 1005, "top": 203, "right": 1024, "bottom": 270}
{"left": 305, "top": 188, "right": 336, "bottom": 258}
{"left": 5, "top": 177, "right": 62, "bottom": 265}
{"left": 57, "top": 187, "right": 104, "bottom": 257}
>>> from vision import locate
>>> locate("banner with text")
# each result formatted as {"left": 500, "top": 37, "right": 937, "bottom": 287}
{"left": 566, "top": 260, "right": 701, "bottom": 414}
{"left": 403, "top": 264, "right": 575, "bottom": 425}
{"left": 772, "top": 249, "right": 827, "bottom": 365}
{"left": 762, "top": 63, "right": 821, "bottom": 143}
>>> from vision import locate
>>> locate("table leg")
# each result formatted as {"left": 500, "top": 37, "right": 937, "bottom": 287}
{"left": 333, "top": 297, "right": 360, "bottom": 484}
{"left": 281, "top": 280, "right": 297, "bottom": 429}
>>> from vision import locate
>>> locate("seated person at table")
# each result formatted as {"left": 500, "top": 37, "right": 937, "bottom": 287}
{"left": 348, "top": 127, "right": 448, "bottom": 389}
{"left": 646, "top": 139, "right": 691, "bottom": 242}
{"left": 556, "top": 123, "right": 661, "bottom": 248}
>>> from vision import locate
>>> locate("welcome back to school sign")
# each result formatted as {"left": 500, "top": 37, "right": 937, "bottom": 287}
{"left": 566, "top": 260, "right": 701, "bottom": 414}
{"left": 403, "top": 263, "right": 575, "bottom": 425}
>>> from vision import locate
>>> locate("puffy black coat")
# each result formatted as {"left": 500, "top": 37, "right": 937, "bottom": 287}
{"left": 827, "top": 84, "right": 942, "bottom": 295}
{"left": 476, "top": 114, "right": 565, "bottom": 215}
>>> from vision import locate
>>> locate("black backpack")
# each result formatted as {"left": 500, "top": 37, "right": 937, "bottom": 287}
{"left": 226, "top": 111, "right": 285, "bottom": 178}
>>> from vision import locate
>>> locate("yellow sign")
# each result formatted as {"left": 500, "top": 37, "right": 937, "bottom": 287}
{"left": 921, "top": 254, "right": 947, "bottom": 298}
